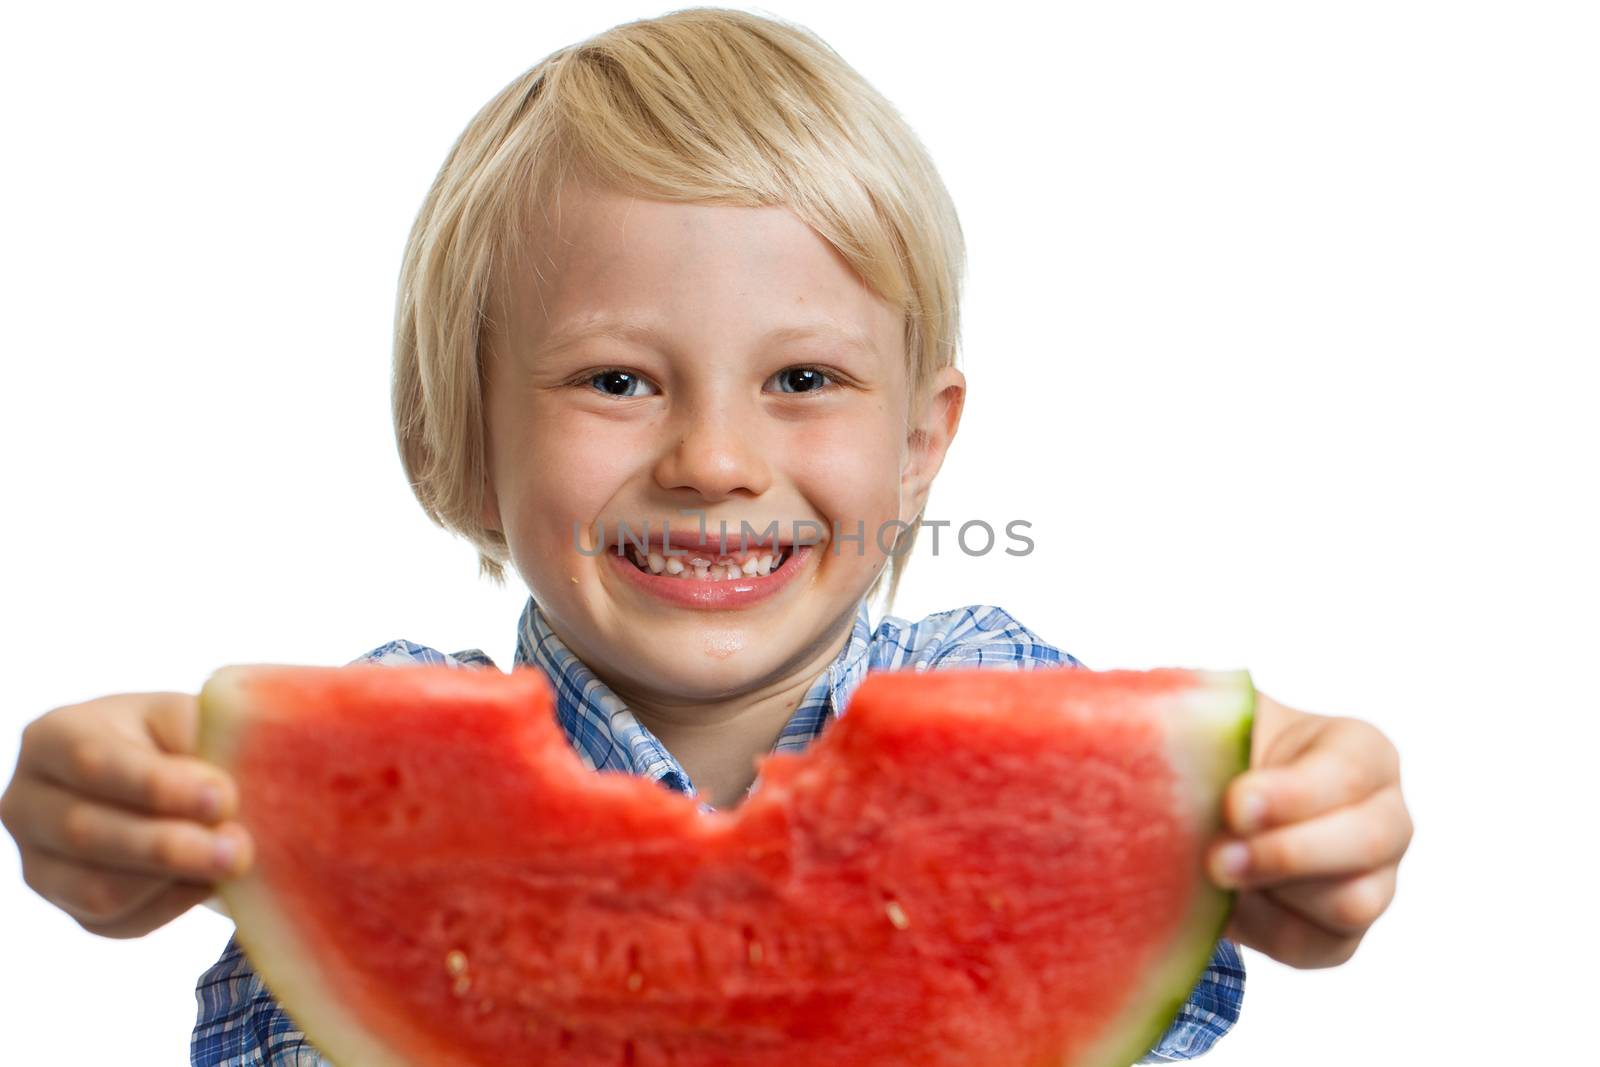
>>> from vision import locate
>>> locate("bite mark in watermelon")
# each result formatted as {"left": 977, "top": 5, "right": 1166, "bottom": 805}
{"left": 198, "top": 662, "right": 1252, "bottom": 1067}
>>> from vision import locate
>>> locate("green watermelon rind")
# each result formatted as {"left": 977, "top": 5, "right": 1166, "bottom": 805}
{"left": 1081, "top": 669, "right": 1255, "bottom": 1067}
{"left": 199, "top": 665, "right": 424, "bottom": 1067}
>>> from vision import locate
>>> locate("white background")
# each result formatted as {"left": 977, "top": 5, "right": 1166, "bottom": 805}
{"left": 2, "top": 2, "right": 1595, "bottom": 1063}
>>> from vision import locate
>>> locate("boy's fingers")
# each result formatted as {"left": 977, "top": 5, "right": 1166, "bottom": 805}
{"left": 28, "top": 724, "right": 235, "bottom": 822}
{"left": 20, "top": 778, "right": 250, "bottom": 882}
{"left": 17, "top": 843, "right": 173, "bottom": 927}
{"left": 1260, "top": 865, "right": 1398, "bottom": 937}
{"left": 1224, "top": 886, "right": 1363, "bottom": 969}
{"left": 1225, "top": 717, "right": 1397, "bottom": 834}
{"left": 1209, "top": 784, "right": 1411, "bottom": 889}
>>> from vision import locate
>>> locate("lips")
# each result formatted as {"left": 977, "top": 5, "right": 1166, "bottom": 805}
{"left": 590, "top": 519, "right": 822, "bottom": 609}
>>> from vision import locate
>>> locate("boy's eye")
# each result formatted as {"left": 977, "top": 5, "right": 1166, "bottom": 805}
{"left": 586, "top": 370, "right": 658, "bottom": 397}
{"left": 580, "top": 366, "right": 836, "bottom": 397}
{"left": 767, "top": 366, "right": 832, "bottom": 394}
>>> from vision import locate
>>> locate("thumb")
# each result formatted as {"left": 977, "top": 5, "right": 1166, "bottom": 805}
{"left": 78, "top": 880, "right": 217, "bottom": 940}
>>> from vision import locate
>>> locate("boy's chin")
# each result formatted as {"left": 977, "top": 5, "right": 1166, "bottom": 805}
{"left": 611, "top": 636, "right": 795, "bottom": 696}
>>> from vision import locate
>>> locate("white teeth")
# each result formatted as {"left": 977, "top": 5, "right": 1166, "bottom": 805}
{"left": 627, "top": 546, "right": 790, "bottom": 580}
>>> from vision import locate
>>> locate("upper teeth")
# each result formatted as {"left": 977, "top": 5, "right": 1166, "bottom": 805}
{"left": 628, "top": 547, "right": 786, "bottom": 579}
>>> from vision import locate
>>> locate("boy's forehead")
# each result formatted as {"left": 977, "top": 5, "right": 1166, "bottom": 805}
{"left": 494, "top": 181, "right": 903, "bottom": 366}
{"left": 530, "top": 314, "right": 881, "bottom": 365}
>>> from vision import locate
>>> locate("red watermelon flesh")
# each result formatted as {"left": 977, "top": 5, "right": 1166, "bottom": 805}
{"left": 198, "top": 662, "right": 1253, "bottom": 1067}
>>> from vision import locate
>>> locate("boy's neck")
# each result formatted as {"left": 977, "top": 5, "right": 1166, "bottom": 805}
{"left": 595, "top": 614, "right": 858, "bottom": 811}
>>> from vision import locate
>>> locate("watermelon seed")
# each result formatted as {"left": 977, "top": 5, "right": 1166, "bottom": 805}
{"left": 739, "top": 924, "right": 765, "bottom": 966}
{"left": 626, "top": 971, "right": 644, "bottom": 993}
{"left": 453, "top": 975, "right": 473, "bottom": 997}
{"left": 446, "top": 949, "right": 469, "bottom": 976}
{"left": 885, "top": 901, "right": 910, "bottom": 930}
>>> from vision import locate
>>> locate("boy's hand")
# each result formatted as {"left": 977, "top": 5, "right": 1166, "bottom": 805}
{"left": 0, "top": 692, "right": 254, "bottom": 938}
{"left": 1205, "top": 693, "right": 1412, "bottom": 968}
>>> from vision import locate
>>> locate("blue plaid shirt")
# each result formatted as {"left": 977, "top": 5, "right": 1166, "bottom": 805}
{"left": 191, "top": 596, "right": 1244, "bottom": 1065}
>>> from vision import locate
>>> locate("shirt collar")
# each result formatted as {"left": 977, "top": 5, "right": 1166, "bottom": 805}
{"left": 512, "top": 595, "right": 876, "bottom": 805}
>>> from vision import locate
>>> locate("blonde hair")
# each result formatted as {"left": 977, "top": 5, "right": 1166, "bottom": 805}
{"left": 393, "top": 6, "right": 965, "bottom": 615}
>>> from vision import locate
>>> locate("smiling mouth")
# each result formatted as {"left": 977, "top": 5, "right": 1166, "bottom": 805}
{"left": 621, "top": 543, "right": 796, "bottom": 580}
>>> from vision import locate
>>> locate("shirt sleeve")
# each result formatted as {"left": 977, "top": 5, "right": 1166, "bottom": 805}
{"left": 190, "top": 935, "right": 332, "bottom": 1067}
{"left": 345, "top": 639, "right": 497, "bottom": 669}
{"left": 1135, "top": 938, "right": 1247, "bottom": 1061}
{"left": 881, "top": 603, "right": 1087, "bottom": 671}
{"left": 916, "top": 605, "right": 1246, "bottom": 1061}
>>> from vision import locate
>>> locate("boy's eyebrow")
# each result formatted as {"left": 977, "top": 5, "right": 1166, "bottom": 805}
{"left": 532, "top": 315, "right": 876, "bottom": 360}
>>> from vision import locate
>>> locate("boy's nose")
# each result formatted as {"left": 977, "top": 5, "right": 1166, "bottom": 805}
{"left": 652, "top": 408, "right": 772, "bottom": 501}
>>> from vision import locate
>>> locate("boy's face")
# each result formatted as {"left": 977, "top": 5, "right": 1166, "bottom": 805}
{"left": 480, "top": 179, "right": 963, "bottom": 703}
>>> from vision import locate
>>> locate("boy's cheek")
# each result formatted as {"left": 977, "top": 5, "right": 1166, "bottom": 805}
{"left": 496, "top": 488, "right": 605, "bottom": 599}
{"left": 788, "top": 425, "right": 902, "bottom": 507}
{"left": 526, "top": 418, "right": 647, "bottom": 494}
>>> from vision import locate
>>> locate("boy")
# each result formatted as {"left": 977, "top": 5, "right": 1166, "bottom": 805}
{"left": 0, "top": 8, "right": 1411, "bottom": 1064}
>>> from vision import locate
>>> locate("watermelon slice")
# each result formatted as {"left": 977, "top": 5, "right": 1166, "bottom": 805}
{"left": 198, "top": 662, "right": 1252, "bottom": 1067}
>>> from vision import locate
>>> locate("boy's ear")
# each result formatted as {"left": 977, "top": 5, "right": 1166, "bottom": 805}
{"left": 900, "top": 366, "right": 966, "bottom": 522}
